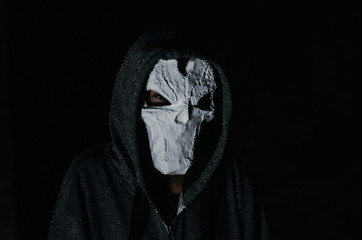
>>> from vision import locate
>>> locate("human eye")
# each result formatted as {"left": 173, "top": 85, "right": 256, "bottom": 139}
{"left": 146, "top": 90, "right": 171, "bottom": 106}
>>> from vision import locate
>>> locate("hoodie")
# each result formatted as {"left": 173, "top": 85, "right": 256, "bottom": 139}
{"left": 48, "top": 25, "right": 270, "bottom": 240}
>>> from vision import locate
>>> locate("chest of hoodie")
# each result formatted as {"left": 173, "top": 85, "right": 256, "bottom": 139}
{"left": 139, "top": 197, "right": 203, "bottom": 240}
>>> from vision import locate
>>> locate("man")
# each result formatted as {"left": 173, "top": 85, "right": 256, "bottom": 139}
{"left": 48, "top": 25, "right": 270, "bottom": 239}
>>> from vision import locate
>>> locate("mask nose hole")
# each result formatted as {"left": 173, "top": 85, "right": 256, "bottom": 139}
{"left": 175, "top": 107, "right": 190, "bottom": 124}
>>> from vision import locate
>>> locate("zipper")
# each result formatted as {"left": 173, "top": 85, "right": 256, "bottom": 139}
{"left": 155, "top": 207, "right": 187, "bottom": 240}
{"left": 167, "top": 206, "right": 186, "bottom": 240}
{"left": 167, "top": 225, "right": 175, "bottom": 240}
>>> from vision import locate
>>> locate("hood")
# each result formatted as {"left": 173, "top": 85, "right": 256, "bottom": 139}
{"left": 108, "top": 25, "right": 232, "bottom": 207}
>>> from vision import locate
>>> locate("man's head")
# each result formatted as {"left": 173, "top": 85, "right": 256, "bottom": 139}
{"left": 141, "top": 58, "right": 217, "bottom": 175}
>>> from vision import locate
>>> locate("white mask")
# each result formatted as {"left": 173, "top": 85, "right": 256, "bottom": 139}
{"left": 141, "top": 58, "right": 217, "bottom": 175}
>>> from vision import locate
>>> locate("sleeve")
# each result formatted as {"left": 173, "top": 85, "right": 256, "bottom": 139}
{"left": 48, "top": 158, "right": 92, "bottom": 240}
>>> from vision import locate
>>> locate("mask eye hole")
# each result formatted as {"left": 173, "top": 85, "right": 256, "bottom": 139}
{"left": 196, "top": 92, "right": 213, "bottom": 110}
{"left": 146, "top": 90, "right": 171, "bottom": 106}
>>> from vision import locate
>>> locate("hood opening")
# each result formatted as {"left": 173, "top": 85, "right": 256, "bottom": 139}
{"left": 135, "top": 58, "right": 223, "bottom": 224}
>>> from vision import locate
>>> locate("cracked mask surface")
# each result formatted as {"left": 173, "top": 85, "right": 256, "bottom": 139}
{"left": 141, "top": 58, "right": 217, "bottom": 175}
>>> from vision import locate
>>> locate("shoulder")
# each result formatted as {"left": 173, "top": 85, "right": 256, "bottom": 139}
{"left": 49, "top": 143, "right": 113, "bottom": 230}
{"left": 69, "top": 143, "right": 110, "bottom": 172}
{"left": 60, "top": 142, "right": 112, "bottom": 188}
{"left": 55, "top": 143, "right": 113, "bottom": 203}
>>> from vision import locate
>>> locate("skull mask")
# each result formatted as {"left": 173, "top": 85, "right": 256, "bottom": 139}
{"left": 141, "top": 58, "right": 217, "bottom": 175}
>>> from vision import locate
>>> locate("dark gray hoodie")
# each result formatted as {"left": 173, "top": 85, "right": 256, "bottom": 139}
{"left": 48, "top": 25, "right": 270, "bottom": 240}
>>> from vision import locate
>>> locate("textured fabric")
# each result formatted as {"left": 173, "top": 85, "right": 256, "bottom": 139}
{"left": 48, "top": 25, "right": 270, "bottom": 240}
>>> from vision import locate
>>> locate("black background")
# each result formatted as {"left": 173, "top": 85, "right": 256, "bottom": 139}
{"left": 2, "top": 1, "right": 361, "bottom": 239}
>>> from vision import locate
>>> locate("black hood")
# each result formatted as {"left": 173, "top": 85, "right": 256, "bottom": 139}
{"left": 49, "top": 25, "right": 270, "bottom": 240}
{"left": 108, "top": 25, "right": 233, "bottom": 207}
